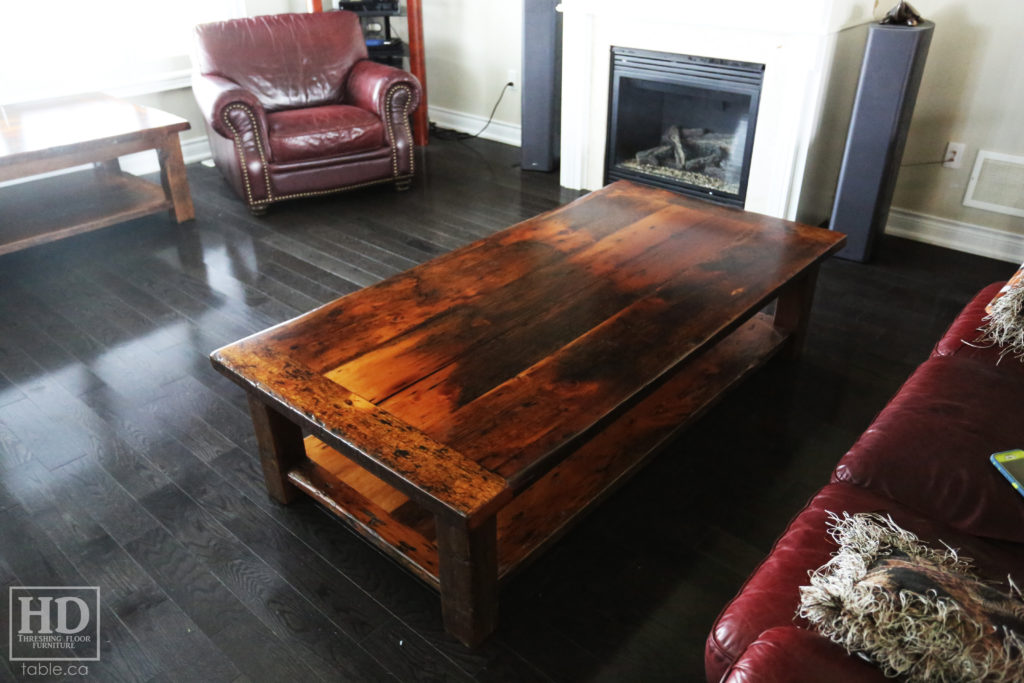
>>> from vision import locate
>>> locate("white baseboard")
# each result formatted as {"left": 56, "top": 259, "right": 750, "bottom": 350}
{"left": 427, "top": 105, "right": 522, "bottom": 148}
{"left": 180, "top": 136, "right": 214, "bottom": 165}
{"left": 885, "top": 208, "right": 1024, "bottom": 264}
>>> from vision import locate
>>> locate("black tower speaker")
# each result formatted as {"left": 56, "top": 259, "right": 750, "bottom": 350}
{"left": 521, "top": 0, "right": 561, "bottom": 172}
{"left": 830, "top": 21, "right": 934, "bottom": 262}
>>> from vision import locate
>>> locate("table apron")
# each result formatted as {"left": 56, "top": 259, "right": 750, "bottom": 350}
{"left": 0, "top": 130, "right": 177, "bottom": 182}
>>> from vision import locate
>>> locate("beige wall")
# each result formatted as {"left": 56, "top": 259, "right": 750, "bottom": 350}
{"left": 424, "top": 0, "right": 1024, "bottom": 246}
{"left": 419, "top": 0, "right": 522, "bottom": 126}
{"left": 377, "top": 0, "right": 1024, "bottom": 247}
{"left": 134, "top": 0, "right": 525, "bottom": 148}
{"left": 121, "top": 0, "right": 307, "bottom": 149}
{"left": 127, "top": 0, "right": 1024, "bottom": 250}
{"left": 246, "top": 0, "right": 308, "bottom": 16}
{"left": 885, "top": 0, "right": 1024, "bottom": 238}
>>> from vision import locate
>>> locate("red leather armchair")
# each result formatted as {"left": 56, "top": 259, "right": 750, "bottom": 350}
{"left": 193, "top": 12, "right": 422, "bottom": 214}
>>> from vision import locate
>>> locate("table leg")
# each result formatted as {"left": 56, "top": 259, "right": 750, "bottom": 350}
{"left": 774, "top": 266, "right": 820, "bottom": 359}
{"left": 247, "top": 395, "right": 304, "bottom": 504}
{"left": 436, "top": 515, "right": 498, "bottom": 647}
{"left": 157, "top": 132, "right": 195, "bottom": 223}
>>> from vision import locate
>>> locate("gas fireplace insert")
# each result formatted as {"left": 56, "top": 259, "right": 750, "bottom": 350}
{"left": 606, "top": 48, "right": 764, "bottom": 208}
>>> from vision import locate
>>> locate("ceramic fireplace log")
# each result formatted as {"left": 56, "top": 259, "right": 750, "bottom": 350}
{"left": 634, "top": 126, "right": 733, "bottom": 174}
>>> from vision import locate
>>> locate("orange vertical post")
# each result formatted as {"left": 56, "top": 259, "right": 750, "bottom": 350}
{"left": 406, "top": 0, "right": 428, "bottom": 146}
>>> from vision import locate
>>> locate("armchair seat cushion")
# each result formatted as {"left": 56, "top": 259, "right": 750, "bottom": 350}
{"left": 266, "top": 105, "right": 385, "bottom": 163}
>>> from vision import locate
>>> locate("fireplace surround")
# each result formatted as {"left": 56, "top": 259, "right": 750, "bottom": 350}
{"left": 559, "top": 0, "right": 875, "bottom": 224}
{"left": 606, "top": 48, "right": 764, "bottom": 208}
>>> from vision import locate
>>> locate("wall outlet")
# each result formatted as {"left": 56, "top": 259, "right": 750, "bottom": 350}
{"left": 507, "top": 69, "right": 519, "bottom": 91}
{"left": 943, "top": 141, "right": 966, "bottom": 169}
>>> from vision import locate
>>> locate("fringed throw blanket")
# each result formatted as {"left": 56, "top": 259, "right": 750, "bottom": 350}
{"left": 798, "top": 512, "right": 1024, "bottom": 682}
{"left": 977, "top": 269, "right": 1024, "bottom": 363}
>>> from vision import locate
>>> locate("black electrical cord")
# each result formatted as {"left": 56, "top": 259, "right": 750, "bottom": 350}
{"left": 430, "top": 82, "right": 513, "bottom": 141}
{"left": 901, "top": 159, "right": 948, "bottom": 167}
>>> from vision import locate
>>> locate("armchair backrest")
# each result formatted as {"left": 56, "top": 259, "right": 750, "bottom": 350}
{"left": 194, "top": 12, "right": 368, "bottom": 112}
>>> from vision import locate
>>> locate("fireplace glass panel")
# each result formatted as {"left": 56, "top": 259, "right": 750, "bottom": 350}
{"left": 606, "top": 49, "right": 764, "bottom": 208}
{"left": 612, "top": 79, "right": 750, "bottom": 195}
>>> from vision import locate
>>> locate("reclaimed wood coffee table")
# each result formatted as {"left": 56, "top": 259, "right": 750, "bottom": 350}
{"left": 211, "top": 181, "right": 845, "bottom": 646}
{"left": 0, "top": 94, "right": 194, "bottom": 256}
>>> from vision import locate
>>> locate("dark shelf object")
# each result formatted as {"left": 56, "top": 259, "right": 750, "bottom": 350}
{"left": 345, "top": 8, "right": 409, "bottom": 69}
{"left": 367, "top": 41, "right": 406, "bottom": 68}
{"left": 338, "top": 1, "right": 399, "bottom": 13}
{"left": 351, "top": 8, "right": 403, "bottom": 16}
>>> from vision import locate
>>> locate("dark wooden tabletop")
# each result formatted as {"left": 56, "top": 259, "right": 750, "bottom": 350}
{"left": 212, "top": 181, "right": 845, "bottom": 522}
{"left": 0, "top": 94, "right": 190, "bottom": 167}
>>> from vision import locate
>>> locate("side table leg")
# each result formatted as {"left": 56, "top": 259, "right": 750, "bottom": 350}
{"left": 158, "top": 132, "right": 195, "bottom": 223}
{"left": 247, "top": 395, "right": 304, "bottom": 504}
{"left": 773, "top": 266, "right": 820, "bottom": 359}
{"left": 436, "top": 515, "right": 498, "bottom": 647}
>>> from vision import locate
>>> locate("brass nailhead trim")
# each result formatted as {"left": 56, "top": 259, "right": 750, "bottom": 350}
{"left": 383, "top": 84, "right": 415, "bottom": 178}
{"left": 221, "top": 103, "right": 273, "bottom": 209}
{"left": 249, "top": 175, "right": 413, "bottom": 207}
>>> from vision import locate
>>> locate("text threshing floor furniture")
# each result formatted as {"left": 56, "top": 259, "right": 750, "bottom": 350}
{"left": 210, "top": 180, "right": 846, "bottom": 646}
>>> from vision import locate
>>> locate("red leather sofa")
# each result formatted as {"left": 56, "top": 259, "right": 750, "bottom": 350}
{"left": 706, "top": 283, "right": 1024, "bottom": 682}
{"left": 193, "top": 12, "right": 421, "bottom": 214}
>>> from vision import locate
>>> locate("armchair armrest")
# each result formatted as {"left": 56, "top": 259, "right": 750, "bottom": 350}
{"left": 346, "top": 61, "right": 421, "bottom": 177}
{"left": 192, "top": 73, "right": 267, "bottom": 139}
{"left": 192, "top": 72, "right": 273, "bottom": 206}
{"left": 345, "top": 60, "right": 422, "bottom": 119}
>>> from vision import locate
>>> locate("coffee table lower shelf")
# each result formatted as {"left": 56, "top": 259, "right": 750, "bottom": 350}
{"left": 283, "top": 313, "right": 786, "bottom": 593}
{"left": 0, "top": 169, "right": 174, "bottom": 256}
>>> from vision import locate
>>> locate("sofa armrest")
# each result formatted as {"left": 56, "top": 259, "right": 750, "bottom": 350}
{"left": 930, "top": 282, "right": 1024, "bottom": 376}
{"left": 345, "top": 60, "right": 422, "bottom": 118}
{"left": 722, "top": 627, "right": 883, "bottom": 683}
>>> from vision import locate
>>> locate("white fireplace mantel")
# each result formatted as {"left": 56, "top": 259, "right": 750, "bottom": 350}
{"left": 558, "top": 0, "right": 877, "bottom": 223}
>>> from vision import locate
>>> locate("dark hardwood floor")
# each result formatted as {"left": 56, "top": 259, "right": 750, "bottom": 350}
{"left": 0, "top": 138, "right": 1013, "bottom": 682}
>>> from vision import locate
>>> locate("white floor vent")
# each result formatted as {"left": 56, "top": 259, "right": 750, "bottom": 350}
{"left": 963, "top": 150, "right": 1024, "bottom": 218}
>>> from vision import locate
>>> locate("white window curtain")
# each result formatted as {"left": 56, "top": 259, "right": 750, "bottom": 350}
{"left": 0, "top": 0, "right": 247, "bottom": 104}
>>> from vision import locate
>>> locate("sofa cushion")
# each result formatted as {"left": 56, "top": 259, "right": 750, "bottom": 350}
{"left": 832, "top": 355, "right": 1024, "bottom": 544}
{"left": 266, "top": 105, "right": 385, "bottom": 163}
{"left": 705, "top": 483, "right": 1024, "bottom": 683}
